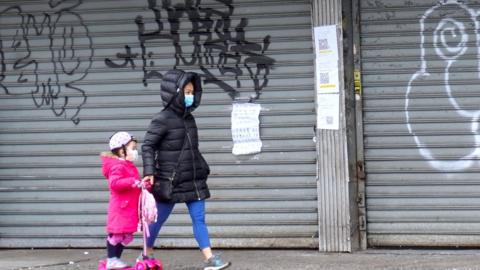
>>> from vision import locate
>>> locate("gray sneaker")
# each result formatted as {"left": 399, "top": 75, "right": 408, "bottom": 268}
{"left": 204, "top": 254, "right": 231, "bottom": 270}
{"left": 136, "top": 252, "right": 154, "bottom": 263}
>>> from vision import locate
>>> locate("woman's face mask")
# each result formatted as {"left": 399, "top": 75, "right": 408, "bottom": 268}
{"left": 185, "top": 94, "right": 194, "bottom": 107}
{"left": 183, "top": 82, "right": 195, "bottom": 107}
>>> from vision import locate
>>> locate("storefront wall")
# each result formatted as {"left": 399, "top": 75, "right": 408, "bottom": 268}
{"left": 0, "top": 0, "right": 318, "bottom": 248}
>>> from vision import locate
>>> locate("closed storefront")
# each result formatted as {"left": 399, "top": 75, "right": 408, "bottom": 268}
{"left": 361, "top": 0, "right": 480, "bottom": 246}
{"left": 0, "top": 0, "right": 318, "bottom": 248}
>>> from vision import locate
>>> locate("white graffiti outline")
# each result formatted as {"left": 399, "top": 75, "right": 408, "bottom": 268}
{"left": 406, "top": 0, "right": 480, "bottom": 171}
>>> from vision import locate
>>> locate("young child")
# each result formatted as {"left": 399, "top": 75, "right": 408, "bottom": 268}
{"left": 101, "top": 131, "right": 141, "bottom": 269}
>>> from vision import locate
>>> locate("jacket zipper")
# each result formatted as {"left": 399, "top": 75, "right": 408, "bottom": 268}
{"left": 185, "top": 124, "right": 201, "bottom": 200}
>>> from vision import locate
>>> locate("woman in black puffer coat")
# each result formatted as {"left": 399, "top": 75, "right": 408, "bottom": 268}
{"left": 142, "top": 69, "right": 230, "bottom": 270}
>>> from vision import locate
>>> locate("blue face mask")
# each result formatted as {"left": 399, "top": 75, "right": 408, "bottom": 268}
{"left": 184, "top": 94, "right": 194, "bottom": 107}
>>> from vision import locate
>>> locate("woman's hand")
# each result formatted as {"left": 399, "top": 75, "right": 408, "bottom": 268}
{"left": 143, "top": 175, "right": 154, "bottom": 185}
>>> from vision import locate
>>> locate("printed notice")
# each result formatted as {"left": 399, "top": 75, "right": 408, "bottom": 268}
{"left": 314, "top": 25, "right": 339, "bottom": 65}
{"left": 316, "top": 65, "right": 339, "bottom": 94}
{"left": 231, "top": 103, "right": 262, "bottom": 155}
{"left": 314, "top": 25, "right": 340, "bottom": 94}
{"left": 317, "top": 93, "right": 339, "bottom": 130}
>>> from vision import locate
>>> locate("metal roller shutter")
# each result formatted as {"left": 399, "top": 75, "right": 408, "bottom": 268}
{"left": 0, "top": 0, "right": 318, "bottom": 248}
{"left": 361, "top": 0, "right": 480, "bottom": 247}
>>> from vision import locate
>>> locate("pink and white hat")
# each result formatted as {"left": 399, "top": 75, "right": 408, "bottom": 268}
{"left": 109, "top": 131, "right": 136, "bottom": 150}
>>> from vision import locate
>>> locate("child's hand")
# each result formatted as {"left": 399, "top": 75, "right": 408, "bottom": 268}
{"left": 132, "top": 180, "right": 141, "bottom": 188}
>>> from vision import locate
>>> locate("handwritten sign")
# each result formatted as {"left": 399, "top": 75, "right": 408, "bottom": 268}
{"left": 231, "top": 103, "right": 262, "bottom": 155}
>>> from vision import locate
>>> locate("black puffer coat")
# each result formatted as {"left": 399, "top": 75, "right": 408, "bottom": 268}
{"left": 142, "top": 69, "right": 210, "bottom": 203}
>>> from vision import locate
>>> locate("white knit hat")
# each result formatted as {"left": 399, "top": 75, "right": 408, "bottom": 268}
{"left": 109, "top": 131, "right": 136, "bottom": 150}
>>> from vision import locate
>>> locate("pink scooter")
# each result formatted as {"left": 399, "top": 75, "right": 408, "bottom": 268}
{"left": 99, "top": 185, "right": 163, "bottom": 270}
{"left": 98, "top": 256, "right": 162, "bottom": 270}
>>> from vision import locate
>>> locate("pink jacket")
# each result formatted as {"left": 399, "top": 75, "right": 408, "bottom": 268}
{"left": 101, "top": 155, "right": 141, "bottom": 234}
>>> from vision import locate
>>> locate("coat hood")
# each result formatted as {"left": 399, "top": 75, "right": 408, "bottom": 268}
{"left": 161, "top": 69, "right": 203, "bottom": 115}
{"left": 101, "top": 154, "right": 126, "bottom": 178}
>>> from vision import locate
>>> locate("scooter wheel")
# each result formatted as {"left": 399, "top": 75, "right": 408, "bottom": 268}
{"left": 135, "top": 261, "right": 148, "bottom": 270}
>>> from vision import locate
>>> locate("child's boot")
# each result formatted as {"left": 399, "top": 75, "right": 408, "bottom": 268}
{"left": 106, "top": 257, "right": 129, "bottom": 269}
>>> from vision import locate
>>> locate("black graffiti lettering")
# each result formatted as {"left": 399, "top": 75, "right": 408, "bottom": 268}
{"left": 217, "top": 52, "right": 243, "bottom": 88}
{"left": 58, "top": 26, "right": 81, "bottom": 75}
{"left": 64, "top": 83, "right": 86, "bottom": 125}
{"left": 138, "top": 47, "right": 164, "bottom": 86}
{"left": 143, "top": 63, "right": 164, "bottom": 86}
{"left": 48, "top": 0, "right": 82, "bottom": 12}
{"left": 105, "top": 45, "right": 138, "bottom": 69}
{"left": 135, "top": 14, "right": 168, "bottom": 86}
{"left": 32, "top": 78, "right": 66, "bottom": 115}
{"left": 242, "top": 36, "right": 274, "bottom": 100}
{"left": 17, "top": 73, "right": 28, "bottom": 84}
{"left": 201, "top": 66, "right": 238, "bottom": 100}
{"left": 31, "top": 78, "right": 85, "bottom": 125}
{"left": 0, "top": 2, "right": 92, "bottom": 125}
{"left": 105, "top": 0, "right": 275, "bottom": 102}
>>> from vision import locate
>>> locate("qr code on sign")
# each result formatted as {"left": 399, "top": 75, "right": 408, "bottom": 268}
{"left": 319, "top": 72, "right": 330, "bottom": 84}
{"left": 318, "top": 39, "right": 329, "bottom": 50}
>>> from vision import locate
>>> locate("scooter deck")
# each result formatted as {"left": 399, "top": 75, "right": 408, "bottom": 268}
{"left": 98, "top": 260, "right": 136, "bottom": 270}
{"left": 98, "top": 258, "right": 163, "bottom": 270}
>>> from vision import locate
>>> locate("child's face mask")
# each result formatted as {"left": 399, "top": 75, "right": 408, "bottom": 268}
{"left": 127, "top": 149, "right": 138, "bottom": 162}
{"left": 184, "top": 94, "right": 194, "bottom": 107}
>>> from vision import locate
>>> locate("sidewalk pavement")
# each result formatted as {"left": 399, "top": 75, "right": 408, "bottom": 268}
{"left": 3, "top": 248, "right": 480, "bottom": 270}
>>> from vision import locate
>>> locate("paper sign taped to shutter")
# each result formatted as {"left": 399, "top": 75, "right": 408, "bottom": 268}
{"left": 316, "top": 65, "right": 339, "bottom": 94}
{"left": 314, "top": 25, "right": 340, "bottom": 94}
{"left": 231, "top": 103, "right": 262, "bottom": 155}
{"left": 317, "top": 93, "right": 339, "bottom": 130}
{"left": 313, "top": 25, "right": 339, "bottom": 66}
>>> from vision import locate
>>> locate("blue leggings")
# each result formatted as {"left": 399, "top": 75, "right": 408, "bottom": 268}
{"left": 147, "top": 200, "right": 211, "bottom": 249}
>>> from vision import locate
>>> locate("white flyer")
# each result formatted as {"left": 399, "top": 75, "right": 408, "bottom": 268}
{"left": 314, "top": 25, "right": 340, "bottom": 94}
{"left": 316, "top": 64, "right": 340, "bottom": 94}
{"left": 231, "top": 103, "right": 262, "bottom": 155}
{"left": 314, "top": 25, "right": 339, "bottom": 66}
{"left": 317, "top": 93, "right": 339, "bottom": 130}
